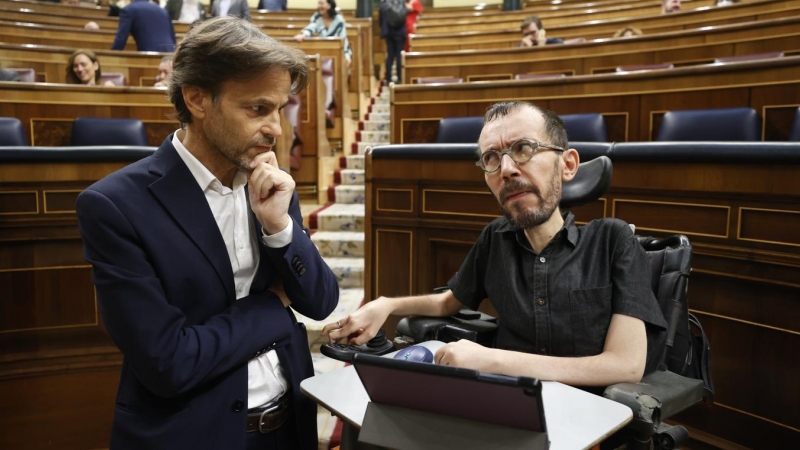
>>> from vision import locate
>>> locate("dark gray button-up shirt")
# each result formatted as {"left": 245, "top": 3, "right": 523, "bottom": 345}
{"left": 449, "top": 212, "right": 668, "bottom": 374}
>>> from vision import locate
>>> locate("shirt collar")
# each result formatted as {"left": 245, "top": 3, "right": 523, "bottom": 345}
{"left": 171, "top": 130, "right": 247, "bottom": 194}
{"left": 495, "top": 210, "right": 579, "bottom": 247}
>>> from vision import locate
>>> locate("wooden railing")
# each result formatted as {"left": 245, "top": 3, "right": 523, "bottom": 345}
{"left": 391, "top": 57, "right": 800, "bottom": 144}
{"left": 403, "top": 16, "right": 800, "bottom": 84}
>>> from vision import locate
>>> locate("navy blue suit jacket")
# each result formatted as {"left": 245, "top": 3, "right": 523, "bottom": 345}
{"left": 76, "top": 137, "right": 339, "bottom": 449}
{"left": 112, "top": 0, "right": 176, "bottom": 52}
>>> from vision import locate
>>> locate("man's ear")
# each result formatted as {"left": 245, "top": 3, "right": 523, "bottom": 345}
{"left": 561, "top": 148, "right": 580, "bottom": 182}
{"left": 182, "top": 85, "right": 209, "bottom": 121}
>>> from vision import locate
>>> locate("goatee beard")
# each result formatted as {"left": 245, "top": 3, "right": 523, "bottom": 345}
{"left": 498, "top": 168, "right": 561, "bottom": 230}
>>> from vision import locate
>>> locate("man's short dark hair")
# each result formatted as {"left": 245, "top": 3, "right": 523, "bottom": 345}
{"left": 520, "top": 16, "right": 543, "bottom": 31}
{"left": 483, "top": 101, "right": 569, "bottom": 150}
{"left": 169, "top": 16, "right": 310, "bottom": 124}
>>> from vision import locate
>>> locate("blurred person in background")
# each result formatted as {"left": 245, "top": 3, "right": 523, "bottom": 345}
{"left": 613, "top": 26, "right": 643, "bottom": 38}
{"left": 154, "top": 56, "right": 173, "bottom": 87}
{"left": 293, "top": 0, "right": 352, "bottom": 66}
{"left": 165, "top": 0, "right": 207, "bottom": 23}
{"left": 517, "top": 16, "right": 563, "bottom": 48}
{"left": 404, "top": 0, "right": 423, "bottom": 52}
{"left": 662, "top": 0, "right": 681, "bottom": 14}
{"left": 65, "top": 49, "right": 115, "bottom": 86}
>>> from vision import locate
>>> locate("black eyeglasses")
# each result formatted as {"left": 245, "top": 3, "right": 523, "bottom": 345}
{"left": 476, "top": 138, "right": 565, "bottom": 173}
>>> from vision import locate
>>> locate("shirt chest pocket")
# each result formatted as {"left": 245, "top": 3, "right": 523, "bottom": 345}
{"left": 569, "top": 284, "right": 613, "bottom": 357}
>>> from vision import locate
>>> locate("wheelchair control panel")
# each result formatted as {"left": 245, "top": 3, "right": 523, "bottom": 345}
{"left": 320, "top": 328, "right": 395, "bottom": 362}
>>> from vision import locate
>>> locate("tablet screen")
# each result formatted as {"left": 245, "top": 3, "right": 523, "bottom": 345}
{"left": 353, "top": 353, "right": 547, "bottom": 432}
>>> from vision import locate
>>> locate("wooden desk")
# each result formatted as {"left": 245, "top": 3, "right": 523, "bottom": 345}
{"left": 403, "top": 16, "right": 800, "bottom": 83}
{"left": 410, "top": 0, "right": 800, "bottom": 51}
{"left": 300, "top": 341, "right": 633, "bottom": 450}
{"left": 392, "top": 57, "right": 800, "bottom": 143}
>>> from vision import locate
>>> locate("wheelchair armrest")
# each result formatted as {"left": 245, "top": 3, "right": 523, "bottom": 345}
{"left": 395, "top": 310, "right": 498, "bottom": 346}
{"left": 603, "top": 370, "right": 704, "bottom": 435}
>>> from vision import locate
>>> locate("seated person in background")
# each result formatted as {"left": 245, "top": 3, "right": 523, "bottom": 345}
{"left": 715, "top": 0, "right": 739, "bottom": 5}
{"left": 65, "top": 49, "right": 115, "bottom": 86}
{"left": 211, "top": 0, "right": 251, "bottom": 20}
{"left": 165, "top": 0, "right": 207, "bottom": 24}
{"left": 259, "top": 0, "right": 288, "bottom": 10}
{"left": 517, "top": 16, "right": 563, "bottom": 48}
{"left": 111, "top": 0, "right": 176, "bottom": 52}
{"left": 154, "top": 56, "right": 172, "bottom": 87}
{"left": 294, "top": 0, "right": 353, "bottom": 66}
{"left": 323, "top": 101, "right": 668, "bottom": 388}
{"left": 613, "top": 26, "right": 643, "bottom": 38}
{"left": 0, "top": 68, "right": 21, "bottom": 82}
{"left": 84, "top": 21, "right": 100, "bottom": 30}
{"left": 662, "top": 0, "right": 681, "bottom": 14}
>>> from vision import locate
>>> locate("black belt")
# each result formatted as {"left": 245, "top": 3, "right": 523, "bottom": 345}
{"left": 246, "top": 393, "right": 292, "bottom": 434}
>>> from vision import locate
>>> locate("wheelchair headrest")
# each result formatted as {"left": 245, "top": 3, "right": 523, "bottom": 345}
{"left": 560, "top": 155, "right": 612, "bottom": 210}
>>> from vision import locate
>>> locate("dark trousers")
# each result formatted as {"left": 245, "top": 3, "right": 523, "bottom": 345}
{"left": 245, "top": 415, "right": 301, "bottom": 450}
{"left": 384, "top": 34, "right": 406, "bottom": 82}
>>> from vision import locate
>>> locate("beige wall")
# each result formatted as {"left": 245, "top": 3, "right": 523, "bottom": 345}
{"left": 290, "top": 0, "right": 357, "bottom": 9}
{"left": 432, "top": 0, "right": 502, "bottom": 7}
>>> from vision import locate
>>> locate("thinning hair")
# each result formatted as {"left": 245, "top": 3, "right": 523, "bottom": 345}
{"left": 483, "top": 101, "right": 569, "bottom": 150}
{"left": 520, "top": 16, "right": 543, "bottom": 31}
{"left": 168, "top": 16, "right": 310, "bottom": 124}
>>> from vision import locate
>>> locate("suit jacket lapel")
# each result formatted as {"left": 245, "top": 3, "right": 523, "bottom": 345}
{"left": 148, "top": 138, "right": 236, "bottom": 304}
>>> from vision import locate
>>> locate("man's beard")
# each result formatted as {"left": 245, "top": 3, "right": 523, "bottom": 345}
{"left": 498, "top": 163, "right": 561, "bottom": 229}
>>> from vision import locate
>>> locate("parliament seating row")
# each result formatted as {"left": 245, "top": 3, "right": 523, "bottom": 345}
{"left": 402, "top": 15, "right": 800, "bottom": 83}
{"left": 435, "top": 113, "right": 609, "bottom": 144}
{"left": 0, "top": 117, "right": 147, "bottom": 146}
{"left": 391, "top": 56, "right": 800, "bottom": 144}
{"left": 409, "top": 0, "right": 800, "bottom": 52}
{"left": 364, "top": 140, "right": 800, "bottom": 449}
{"left": 433, "top": 107, "right": 800, "bottom": 144}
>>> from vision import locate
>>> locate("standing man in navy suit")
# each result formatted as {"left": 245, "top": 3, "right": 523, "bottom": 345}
{"left": 78, "top": 17, "right": 339, "bottom": 450}
{"left": 111, "top": 0, "right": 176, "bottom": 52}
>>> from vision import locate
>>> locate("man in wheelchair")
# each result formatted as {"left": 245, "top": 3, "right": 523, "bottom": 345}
{"left": 322, "top": 101, "right": 667, "bottom": 388}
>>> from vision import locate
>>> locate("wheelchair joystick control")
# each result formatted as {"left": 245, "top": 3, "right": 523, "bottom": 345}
{"left": 320, "top": 328, "right": 395, "bottom": 362}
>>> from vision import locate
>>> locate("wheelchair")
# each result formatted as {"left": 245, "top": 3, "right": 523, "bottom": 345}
{"left": 395, "top": 155, "right": 714, "bottom": 450}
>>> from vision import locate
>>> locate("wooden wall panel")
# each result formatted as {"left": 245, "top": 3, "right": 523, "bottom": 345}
{"left": 373, "top": 229, "right": 413, "bottom": 298}
{"left": 0, "top": 268, "right": 95, "bottom": 332}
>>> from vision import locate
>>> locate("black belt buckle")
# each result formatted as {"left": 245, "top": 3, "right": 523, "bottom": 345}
{"left": 258, "top": 397, "right": 288, "bottom": 434}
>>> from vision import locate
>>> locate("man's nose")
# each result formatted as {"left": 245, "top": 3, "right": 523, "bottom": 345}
{"left": 498, "top": 153, "right": 520, "bottom": 179}
{"left": 261, "top": 112, "right": 282, "bottom": 138}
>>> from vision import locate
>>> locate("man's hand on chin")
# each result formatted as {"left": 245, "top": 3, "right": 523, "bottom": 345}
{"left": 248, "top": 151, "right": 295, "bottom": 235}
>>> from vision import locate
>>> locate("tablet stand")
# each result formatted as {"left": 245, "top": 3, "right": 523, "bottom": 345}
{"left": 358, "top": 402, "right": 550, "bottom": 450}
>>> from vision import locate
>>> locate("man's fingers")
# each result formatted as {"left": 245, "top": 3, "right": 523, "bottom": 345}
{"left": 250, "top": 150, "right": 279, "bottom": 169}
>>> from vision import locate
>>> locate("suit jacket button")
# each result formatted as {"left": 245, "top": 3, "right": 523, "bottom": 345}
{"left": 292, "top": 256, "right": 300, "bottom": 265}
{"left": 298, "top": 267, "right": 306, "bottom": 275}
{"left": 232, "top": 399, "right": 245, "bottom": 412}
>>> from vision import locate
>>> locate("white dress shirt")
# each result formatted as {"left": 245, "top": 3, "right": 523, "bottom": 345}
{"left": 177, "top": 0, "right": 201, "bottom": 24}
{"left": 172, "top": 131, "right": 293, "bottom": 409}
{"left": 218, "top": 0, "right": 232, "bottom": 16}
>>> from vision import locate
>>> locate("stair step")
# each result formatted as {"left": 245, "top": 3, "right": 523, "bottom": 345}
{"left": 340, "top": 154, "right": 365, "bottom": 169}
{"left": 359, "top": 120, "right": 389, "bottom": 132}
{"left": 327, "top": 184, "right": 365, "bottom": 204}
{"left": 356, "top": 130, "right": 389, "bottom": 143}
{"left": 378, "top": 89, "right": 390, "bottom": 99}
{"left": 366, "top": 112, "right": 390, "bottom": 122}
{"left": 312, "top": 231, "right": 365, "bottom": 257}
{"left": 324, "top": 257, "right": 365, "bottom": 288}
{"left": 334, "top": 169, "right": 365, "bottom": 185}
{"left": 313, "top": 203, "right": 365, "bottom": 232}
{"left": 351, "top": 141, "right": 376, "bottom": 155}
{"left": 368, "top": 103, "right": 390, "bottom": 114}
